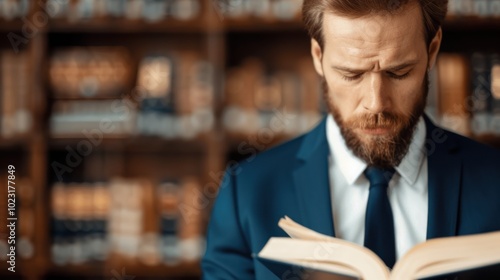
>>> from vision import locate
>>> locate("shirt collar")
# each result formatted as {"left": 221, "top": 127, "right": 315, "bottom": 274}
{"left": 326, "top": 114, "right": 426, "bottom": 186}
{"left": 395, "top": 117, "right": 426, "bottom": 185}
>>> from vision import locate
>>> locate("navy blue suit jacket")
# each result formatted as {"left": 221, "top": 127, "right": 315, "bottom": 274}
{"left": 202, "top": 116, "right": 500, "bottom": 279}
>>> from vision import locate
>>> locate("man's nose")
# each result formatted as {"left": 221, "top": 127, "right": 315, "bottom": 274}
{"left": 363, "top": 74, "right": 390, "bottom": 114}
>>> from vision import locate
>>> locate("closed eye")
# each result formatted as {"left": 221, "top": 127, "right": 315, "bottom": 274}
{"left": 342, "top": 73, "right": 363, "bottom": 81}
{"left": 387, "top": 71, "right": 411, "bottom": 80}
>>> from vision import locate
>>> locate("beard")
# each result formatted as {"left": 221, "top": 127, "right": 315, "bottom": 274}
{"left": 323, "top": 75, "right": 428, "bottom": 169}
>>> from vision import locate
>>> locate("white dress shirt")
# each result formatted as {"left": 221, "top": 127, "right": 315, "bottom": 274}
{"left": 326, "top": 114, "right": 428, "bottom": 259}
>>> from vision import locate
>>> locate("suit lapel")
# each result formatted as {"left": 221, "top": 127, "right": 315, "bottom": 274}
{"left": 424, "top": 115, "right": 462, "bottom": 239}
{"left": 292, "top": 117, "right": 335, "bottom": 237}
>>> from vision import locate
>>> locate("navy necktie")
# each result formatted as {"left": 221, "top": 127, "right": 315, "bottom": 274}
{"left": 364, "top": 166, "right": 396, "bottom": 268}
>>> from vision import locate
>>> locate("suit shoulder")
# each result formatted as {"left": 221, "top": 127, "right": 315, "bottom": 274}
{"left": 235, "top": 133, "right": 305, "bottom": 175}
{"left": 446, "top": 130, "right": 500, "bottom": 166}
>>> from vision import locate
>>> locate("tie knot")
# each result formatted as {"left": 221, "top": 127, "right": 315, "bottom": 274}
{"left": 364, "top": 166, "right": 395, "bottom": 187}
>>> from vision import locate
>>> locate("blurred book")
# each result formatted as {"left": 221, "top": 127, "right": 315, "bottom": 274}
{"left": 1, "top": 50, "right": 32, "bottom": 138}
{"left": 49, "top": 100, "right": 137, "bottom": 137}
{"left": 223, "top": 57, "right": 322, "bottom": 139}
{"left": 437, "top": 53, "right": 470, "bottom": 136}
{"left": 470, "top": 52, "right": 500, "bottom": 136}
{"left": 136, "top": 52, "right": 215, "bottom": 139}
{"left": 45, "top": 0, "right": 201, "bottom": 22}
{"left": 425, "top": 66, "right": 440, "bottom": 124}
{"left": 51, "top": 182, "right": 109, "bottom": 265}
{"left": 492, "top": 54, "right": 500, "bottom": 135}
{"left": 221, "top": 0, "right": 301, "bottom": 20}
{"left": 447, "top": 0, "right": 500, "bottom": 17}
{"left": 0, "top": 0, "right": 30, "bottom": 21}
{"left": 0, "top": 176, "right": 35, "bottom": 262}
{"left": 50, "top": 177, "right": 205, "bottom": 265}
{"left": 49, "top": 47, "right": 132, "bottom": 99}
{"left": 156, "top": 180, "right": 182, "bottom": 265}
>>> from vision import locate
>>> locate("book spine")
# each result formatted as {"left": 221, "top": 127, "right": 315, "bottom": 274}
{"left": 51, "top": 183, "right": 69, "bottom": 265}
{"left": 296, "top": 58, "right": 322, "bottom": 133}
{"left": 91, "top": 183, "right": 109, "bottom": 261}
{"left": 437, "top": 53, "right": 471, "bottom": 136}
{"left": 490, "top": 53, "right": 500, "bottom": 135}
{"left": 491, "top": 0, "right": 500, "bottom": 17}
{"left": 255, "top": 72, "right": 282, "bottom": 131}
{"left": 470, "top": 52, "right": 492, "bottom": 135}
{"left": 278, "top": 71, "right": 301, "bottom": 135}
{"left": 16, "top": 52, "right": 31, "bottom": 135}
{"left": 178, "top": 177, "right": 205, "bottom": 262}
{"left": 157, "top": 180, "right": 181, "bottom": 265}
{"left": 185, "top": 59, "right": 215, "bottom": 135}
{"left": 16, "top": 178, "right": 35, "bottom": 260}
{"left": 108, "top": 179, "right": 143, "bottom": 260}
{"left": 426, "top": 66, "right": 441, "bottom": 124}
{"left": 1, "top": 51, "right": 16, "bottom": 137}
{"left": 136, "top": 54, "right": 176, "bottom": 138}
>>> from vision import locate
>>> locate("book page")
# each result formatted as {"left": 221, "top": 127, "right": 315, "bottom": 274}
{"left": 391, "top": 231, "right": 500, "bottom": 280}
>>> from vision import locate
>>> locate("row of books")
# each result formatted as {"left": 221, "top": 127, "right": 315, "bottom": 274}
{"left": 0, "top": 0, "right": 29, "bottom": 21}
{"left": 45, "top": 0, "right": 201, "bottom": 22}
{"left": 448, "top": 0, "right": 500, "bottom": 17}
{"left": 49, "top": 47, "right": 132, "bottom": 99}
{"left": 0, "top": 177, "right": 35, "bottom": 262}
{"left": 49, "top": 48, "right": 215, "bottom": 138}
{"left": 223, "top": 57, "right": 323, "bottom": 137}
{"left": 1, "top": 50, "right": 32, "bottom": 138}
{"left": 217, "top": 0, "right": 302, "bottom": 20}
{"left": 216, "top": 0, "right": 500, "bottom": 21}
{"left": 50, "top": 178, "right": 205, "bottom": 265}
{"left": 435, "top": 52, "right": 500, "bottom": 136}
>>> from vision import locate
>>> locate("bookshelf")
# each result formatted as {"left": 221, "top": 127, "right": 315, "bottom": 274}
{"left": 1, "top": 0, "right": 499, "bottom": 279}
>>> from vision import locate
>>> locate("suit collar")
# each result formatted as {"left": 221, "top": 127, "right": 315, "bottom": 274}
{"left": 293, "top": 116, "right": 336, "bottom": 237}
{"left": 424, "top": 115, "right": 462, "bottom": 239}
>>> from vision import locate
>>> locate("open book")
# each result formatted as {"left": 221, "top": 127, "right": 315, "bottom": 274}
{"left": 258, "top": 216, "right": 500, "bottom": 280}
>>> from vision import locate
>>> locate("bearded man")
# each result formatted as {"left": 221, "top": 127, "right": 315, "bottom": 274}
{"left": 202, "top": 0, "right": 500, "bottom": 279}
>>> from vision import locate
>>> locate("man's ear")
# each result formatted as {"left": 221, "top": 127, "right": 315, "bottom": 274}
{"left": 311, "top": 39, "right": 324, "bottom": 77}
{"left": 427, "top": 27, "right": 442, "bottom": 70}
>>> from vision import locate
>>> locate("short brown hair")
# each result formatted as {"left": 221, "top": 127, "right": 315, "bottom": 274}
{"left": 302, "top": 0, "right": 448, "bottom": 48}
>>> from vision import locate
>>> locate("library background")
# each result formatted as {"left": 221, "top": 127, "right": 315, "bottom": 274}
{"left": 0, "top": 0, "right": 499, "bottom": 279}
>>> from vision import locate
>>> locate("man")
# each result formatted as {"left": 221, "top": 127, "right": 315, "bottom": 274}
{"left": 202, "top": 0, "right": 500, "bottom": 279}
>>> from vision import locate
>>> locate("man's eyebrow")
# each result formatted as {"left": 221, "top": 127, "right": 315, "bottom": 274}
{"left": 385, "top": 60, "right": 419, "bottom": 72}
{"left": 331, "top": 60, "right": 418, "bottom": 73}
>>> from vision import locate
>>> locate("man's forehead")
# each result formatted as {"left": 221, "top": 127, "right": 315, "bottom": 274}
{"left": 321, "top": 2, "right": 425, "bottom": 49}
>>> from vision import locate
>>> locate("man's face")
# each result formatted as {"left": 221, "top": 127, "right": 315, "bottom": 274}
{"left": 311, "top": 2, "right": 442, "bottom": 168}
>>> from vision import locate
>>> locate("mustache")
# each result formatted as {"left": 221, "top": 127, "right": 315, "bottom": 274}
{"left": 347, "top": 112, "right": 409, "bottom": 131}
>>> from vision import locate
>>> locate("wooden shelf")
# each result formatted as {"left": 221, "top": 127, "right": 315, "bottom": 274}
{"left": 443, "top": 16, "right": 500, "bottom": 30}
{"left": 224, "top": 17, "right": 304, "bottom": 32}
{"left": 46, "top": 261, "right": 201, "bottom": 278}
{"left": 48, "top": 135, "right": 209, "bottom": 154}
{"left": 47, "top": 263, "right": 106, "bottom": 277}
{"left": 105, "top": 261, "right": 201, "bottom": 278}
{"left": 225, "top": 131, "right": 293, "bottom": 151}
{"left": 0, "top": 19, "right": 24, "bottom": 33}
{"left": 0, "top": 136, "right": 31, "bottom": 149}
{"left": 0, "top": 259, "right": 37, "bottom": 278}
